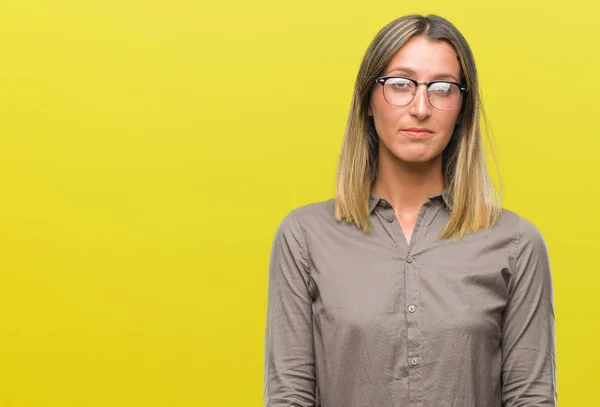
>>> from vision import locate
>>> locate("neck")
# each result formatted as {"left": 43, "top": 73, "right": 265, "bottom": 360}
{"left": 371, "top": 147, "right": 445, "bottom": 213}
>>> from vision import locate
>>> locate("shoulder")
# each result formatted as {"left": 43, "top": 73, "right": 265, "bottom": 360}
{"left": 288, "top": 198, "right": 336, "bottom": 221}
{"left": 498, "top": 208, "right": 547, "bottom": 249}
{"left": 499, "top": 208, "right": 550, "bottom": 279}
{"left": 280, "top": 197, "right": 336, "bottom": 230}
{"left": 274, "top": 197, "right": 336, "bottom": 239}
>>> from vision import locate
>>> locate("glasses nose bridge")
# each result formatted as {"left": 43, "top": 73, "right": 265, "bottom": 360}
{"left": 411, "top": 80, "right": 431, "bottom": 106}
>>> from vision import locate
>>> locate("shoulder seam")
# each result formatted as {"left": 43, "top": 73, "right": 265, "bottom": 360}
{"left": 289, "top": 211, "right": 310, "bottom": 278}
{"left": 508, "top": 214, "right": 523, "bottom": 287}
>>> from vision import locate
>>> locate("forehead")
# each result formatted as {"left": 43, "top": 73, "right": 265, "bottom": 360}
{"left": 385, "top": 35, "right": 461, "bottom": 80}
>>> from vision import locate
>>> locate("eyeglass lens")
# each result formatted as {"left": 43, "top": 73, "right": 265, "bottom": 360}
{"left": 383, "top": 78, "right": 461, "bottom": 110}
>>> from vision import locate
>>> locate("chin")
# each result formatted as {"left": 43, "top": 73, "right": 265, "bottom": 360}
{"left": 395, "top": 155, "right": 435, "bottom": 164}
{"left": 391, "top": 149, "right": 439, "bottom": 164}
{"left": 380, "top": 141, "right": 443, "bottom": 165}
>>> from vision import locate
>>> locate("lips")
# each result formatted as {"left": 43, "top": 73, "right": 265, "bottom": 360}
{"left": 401, "top": 128, "right": 433, "bottom": 138}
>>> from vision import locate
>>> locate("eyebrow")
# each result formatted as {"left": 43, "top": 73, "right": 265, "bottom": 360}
{"left": 386, "top": 67, "right": 459, "bottom": 82}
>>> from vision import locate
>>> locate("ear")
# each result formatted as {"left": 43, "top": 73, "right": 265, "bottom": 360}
{"left": 368, "top": 105, "right": 373, "bottom": 117}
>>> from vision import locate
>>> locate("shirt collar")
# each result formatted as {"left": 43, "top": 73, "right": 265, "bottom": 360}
{"left": 368, "top": 188, "right": 453, "bottom": 213}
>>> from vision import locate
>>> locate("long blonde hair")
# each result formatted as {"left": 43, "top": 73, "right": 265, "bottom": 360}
{"left": 335, "top": 14, "right": 501, "bottom": 239}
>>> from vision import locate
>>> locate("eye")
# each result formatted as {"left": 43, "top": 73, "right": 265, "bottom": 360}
{"left": 392, "top": 82, "right": 410, "bottom": 88}
{"left": 387, "top": 78, "right": 413, "bottom": 92}
{"left": 429, "top": 82, "right": 455, "bottom": 97}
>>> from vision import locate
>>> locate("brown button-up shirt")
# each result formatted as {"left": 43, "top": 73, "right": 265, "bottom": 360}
{"left": 264, "top": 191, "right": 557, "bottom": 407}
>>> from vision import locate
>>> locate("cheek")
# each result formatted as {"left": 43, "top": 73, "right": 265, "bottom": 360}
{"left": 373, "top": 114, "right": 400, "bottom": 145}
{"left": 440, "top": 109, "right": 460, "bottom": 130}
{"left": 370, "top": 90, "right": 396, "bottom": 121}
{"left": 437, "top": 112, "right": 460, "bottom": 144}
{"left": 434, "top": 115, "right": 460, "bottom": 153}
{"left": 371, "top": 103, "right": 399, "bottom": 135}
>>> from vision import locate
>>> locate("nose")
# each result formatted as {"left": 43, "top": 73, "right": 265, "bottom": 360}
{"left": 408, "top": 84, "right": 432, "bottom": 120}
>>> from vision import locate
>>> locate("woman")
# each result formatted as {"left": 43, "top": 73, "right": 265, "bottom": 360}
{"left": 264, "top": 14, "right": 556, "bottom": 407}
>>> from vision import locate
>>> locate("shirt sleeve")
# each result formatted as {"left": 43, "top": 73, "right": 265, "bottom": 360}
{"left": 264, "top": 211, "right": 317, "bottom": 407}
{"left": 501, "top": 215, "right": 558, "bottom": 406}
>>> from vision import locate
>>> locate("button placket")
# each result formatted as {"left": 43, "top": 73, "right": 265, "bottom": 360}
{"left": 400, "top": 202, "right": 431, "bottom": 404}
{"left": 405, "top": 226, "right": 421, "bottom": 385}
{"left": 377, "top": 200, "right": 395, "bottom": 222}
{"left": 406, "top": 258, "right": 419, "bottom": 372}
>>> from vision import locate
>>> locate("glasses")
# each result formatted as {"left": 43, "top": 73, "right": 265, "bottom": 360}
{"left": 374, "top": 76, "right": 468, "bottom": 111}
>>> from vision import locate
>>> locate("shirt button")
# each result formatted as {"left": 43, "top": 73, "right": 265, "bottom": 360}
{"left": 406, "top": 256, "right": 414, "bottom": 263}
{"left": 410, "top": 358, "right": 418, "bottom": 366}
{"left": 385, "top": 215, "right": 394, "bottom": 222}
{"left": 407, "top": 304, "right": 416, "bottom": 313}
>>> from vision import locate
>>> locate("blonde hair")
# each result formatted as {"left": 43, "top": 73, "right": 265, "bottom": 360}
{"left": 335, "top": 14, "right": 501, "bottom": 239}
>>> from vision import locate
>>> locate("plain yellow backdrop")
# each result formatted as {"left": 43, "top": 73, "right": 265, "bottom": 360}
{"left": 1, "top": 0, "right": 598, "bottom": 406}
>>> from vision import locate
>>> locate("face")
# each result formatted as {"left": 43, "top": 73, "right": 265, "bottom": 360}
{"left": 368, "top": 35, "right": 464, "bottom": 166}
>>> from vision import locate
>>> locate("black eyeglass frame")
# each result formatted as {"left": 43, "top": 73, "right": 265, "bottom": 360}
{"left": 374, "top": 76, "right": 468, "bottom": 111}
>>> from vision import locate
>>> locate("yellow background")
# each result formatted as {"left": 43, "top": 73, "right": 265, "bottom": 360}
{"left": 1, "top": 0, "right": 598, "bottom": 405}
